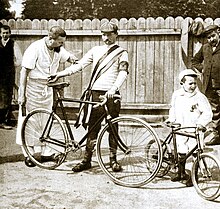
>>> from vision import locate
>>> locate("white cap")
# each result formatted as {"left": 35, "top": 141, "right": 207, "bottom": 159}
{"left": 178, "top": 69, "right": 197, "bottom": 82}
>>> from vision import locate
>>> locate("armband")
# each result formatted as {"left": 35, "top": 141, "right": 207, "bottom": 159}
{"left": 119, "top": 61, "right": 129, "bottom": 73}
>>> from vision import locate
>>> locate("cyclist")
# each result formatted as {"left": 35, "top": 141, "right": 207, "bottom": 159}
{"left": 166, "top": 69, "right": 212, "bottom": 186}
{"left": 48, "top": 21, "right": 129, "bottom": 172}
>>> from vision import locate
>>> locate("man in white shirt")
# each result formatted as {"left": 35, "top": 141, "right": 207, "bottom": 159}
{"left": 0, "top": 24, "right": 22, "bottom": 129}
{"left": 17, "top": 26, "right": 77, "bottom": 167}
{"left": 49, "top": 21, "right": 129, "bottom": 172}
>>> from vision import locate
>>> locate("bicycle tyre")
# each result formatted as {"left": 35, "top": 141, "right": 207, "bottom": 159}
{"left": 146, "top": 139, "right": 171, "bottom": 178}
{"left": 96, "top": 116, "right": 162, "bottom": 187}
{"left": 191, "top": 153, "right": 220, "bottom": 201}
{"left": 22, "top": 109, "right": 68, "bottom": 169}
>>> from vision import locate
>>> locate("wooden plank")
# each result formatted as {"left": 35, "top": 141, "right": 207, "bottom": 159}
{"left": 81, "top": 19, "right": 93, "bottom": 92}
{"left": 10, "top": 29, "right": 181, "bottom": 36}
{"left": 118, "top": 18, "right": 129, "bottom": 103}
{"left": 136, "top": 18, "right": 146, "bottom": 103}
{"left": 127, "top": 18, "right": 137, "bottom": 103}
{"left": 145, "top": 17, "right": 155, "bottom": 103}
{"left": 154, "top": 17, "right": 165, "bottom": 103}
{"left": 121, "top": 103, "right": 170, "bottom": 109}
{"left": 164, "top": 17, "right": 175, "bottom": 104}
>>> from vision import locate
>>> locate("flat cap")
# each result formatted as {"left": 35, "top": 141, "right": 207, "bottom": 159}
{"left": 179, "top": 69, "right": 197, "bottom": 82}
{"left": 100, "top": 22, "right": 118, "bottom": 33}
{"left": 203, "top": 24, "right": 219, "bottom": 35}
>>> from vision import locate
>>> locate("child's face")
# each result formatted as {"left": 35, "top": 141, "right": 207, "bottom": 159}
{"left": 182, "top": 76, "right": 197, "bottom": 93}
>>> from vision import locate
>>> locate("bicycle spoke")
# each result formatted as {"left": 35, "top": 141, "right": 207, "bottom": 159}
{"left": 96, "top": 116, "right": 162, "bottom": 187}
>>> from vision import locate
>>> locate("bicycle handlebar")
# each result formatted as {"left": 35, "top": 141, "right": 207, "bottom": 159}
{"left": 93, "top": 94, "right": 121, "bottom": 108}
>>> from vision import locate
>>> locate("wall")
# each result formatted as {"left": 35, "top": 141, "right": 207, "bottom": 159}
{"left": 1, "top": 17, "right": 220, "bottom": 118}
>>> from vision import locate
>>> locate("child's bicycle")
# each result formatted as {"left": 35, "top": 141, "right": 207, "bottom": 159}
{"left": 21, "top": 81, "right": 162, "bottom": 188}
{"left": 146, "top": 122, "right": 220, "bottom": 201}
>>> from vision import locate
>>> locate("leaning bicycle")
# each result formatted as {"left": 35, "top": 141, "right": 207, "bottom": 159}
{"left": 146, "top": 122, "right": 220, "bottom": 201}
{"left": 21, "top": 81, "right": 162, "bottom": 188}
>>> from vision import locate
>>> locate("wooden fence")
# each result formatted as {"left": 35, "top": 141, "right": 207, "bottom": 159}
{"left": 1, "top": 17, "right": 220, "bottom": 118}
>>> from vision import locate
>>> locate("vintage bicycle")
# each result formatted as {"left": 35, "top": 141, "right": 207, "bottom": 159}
{"left": 146, "top": 122, "right": 220, "bottom": 201}
{"left": 21, "top": 81, "right": 162, "bottom": 188}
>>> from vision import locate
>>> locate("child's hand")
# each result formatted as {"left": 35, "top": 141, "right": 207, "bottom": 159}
{"left": 196, "top": 124, "right": 206, "bottom": 132}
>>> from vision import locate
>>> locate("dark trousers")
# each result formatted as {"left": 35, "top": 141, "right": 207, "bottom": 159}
{"left": 84, "top": 90, "right": 120, "bottom": 160}
{"left": 206, "top": 88, "right": 220, "bottom": 138}
{"left": 0, "top": 67, "right": 15, "bottom": 124}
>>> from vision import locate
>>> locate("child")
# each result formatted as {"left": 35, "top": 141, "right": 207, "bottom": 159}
{"left": 166, "top": 69, "right": 213, "bottom": 186}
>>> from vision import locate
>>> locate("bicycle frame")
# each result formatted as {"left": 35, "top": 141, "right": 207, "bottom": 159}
{"left": 163, "top": 126, "right": 202, "bottom": 166}
{"left": 40, "top": 86, "right": 129, "bottom": 154}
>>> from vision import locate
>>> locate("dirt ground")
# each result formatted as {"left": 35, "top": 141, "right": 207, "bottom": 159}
{"left": 1, "top": 126, "right": 220, "bottom": 209}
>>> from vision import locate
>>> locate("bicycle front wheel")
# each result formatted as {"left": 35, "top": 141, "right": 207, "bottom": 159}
{"left": 96, "top": 116, "right": 162, "bottom": 187}
{"left": 22, "top": 109, "right": 68, "bottom": 169}
{"left": 192, "top": 153, "right": 220, "bottom": 200}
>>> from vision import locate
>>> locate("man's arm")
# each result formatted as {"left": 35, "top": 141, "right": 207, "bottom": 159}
{"left": 18, "top": 67, "right": 30, "bottom": 105}
{"left": 191, "top": 46, "right": 204, "bottom": 73}
{"left": 106, "top": 61, "right": 129, "bottom": 98}
{"left": 14, "top": 42, "right": 22, "bottom": 67}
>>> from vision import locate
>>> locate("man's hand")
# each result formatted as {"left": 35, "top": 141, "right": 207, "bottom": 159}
{"left": 106, "top": 86, "right": 117, "bottom": 98}
{"left": 47, "top": 74, "right": 58, "bottom": 83}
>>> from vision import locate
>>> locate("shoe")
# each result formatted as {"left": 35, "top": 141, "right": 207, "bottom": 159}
{"left": 205, "top": 137, "right": 220, "bottom": 146}
{"left": 0, "top": 123, "right": 12, "bottom": 130}
{"left": 171, "top": 173, "right": 181, "bottom": 182}
{"left": 110, "top": 159, "right": 122, "bottom": 172}
{"left": 72, "top": 160, "right": 91, "bottom": 172}
{"left": 181, "top": 173, "right": 190, "bottom": 181}
{"left": 185, "top": 176, "right": 193, "bottom": 187}
{"left": 41, "top": 154, "right": 57, "bottom": 163}
{"left": 25, "top": 157, "right": 36, "bottom": 167}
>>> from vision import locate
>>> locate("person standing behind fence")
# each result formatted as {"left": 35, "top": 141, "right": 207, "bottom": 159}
{"left": 0, "top": 24, "right": 22, "bottom": 129}
{"left": 166, "top": 69, "right": 212, "bottom": 186}
{"left": 192, "top": 24, "right": 220, "bottom": 146}
{"left": 48, "top": 21, "right": 129, "bottom": 173}
{"left": 17, "top": 25, "right": 78, "bottom": 167}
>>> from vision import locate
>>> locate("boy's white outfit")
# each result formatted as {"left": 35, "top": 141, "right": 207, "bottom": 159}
{"left": 168, "top": 87, "right": 213, "bottom": 153}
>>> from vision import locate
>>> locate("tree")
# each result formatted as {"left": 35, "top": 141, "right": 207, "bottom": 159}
{"left": 21, "top": 0, "right": 220, "bottom": 20}
{"left": 0, "top": 0, "right": 13, "bottom": 20}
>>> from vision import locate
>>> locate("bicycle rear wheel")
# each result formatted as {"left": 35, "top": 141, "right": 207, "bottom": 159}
{"left": 146, "top": 139, "right": 171, "bottom": 178}
{"left": 22, "top": 109, "right": 68, "bottom": 169}
{"left": 96, "top": 116, "right": 162, "bottom": 187}
{"left": 192, "top": 153, "right": 220, "bottom": 200}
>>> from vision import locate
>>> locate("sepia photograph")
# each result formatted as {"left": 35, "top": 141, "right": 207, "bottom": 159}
{"left": 1, "top": 0, "right": 220, "bottom": 208}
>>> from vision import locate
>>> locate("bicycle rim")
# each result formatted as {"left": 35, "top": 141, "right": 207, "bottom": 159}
{"left": 192, "top": 153, "right": 220, "bottom": 200}
{"left": 96, "top": 116, "right": 162, "bottom": 187}
{"left": 22, "top": 109, "right": 68, "bottom": 169}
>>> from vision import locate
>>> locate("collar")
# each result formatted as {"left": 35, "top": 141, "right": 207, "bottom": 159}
{"left": 1, "top": 38, "right": 9, "bottom": 47}
{"left": 178, "top": 87, "right": 198, "bottom": 97}
{"left": 106, "top": 43, "right": 117, "bottom": 49}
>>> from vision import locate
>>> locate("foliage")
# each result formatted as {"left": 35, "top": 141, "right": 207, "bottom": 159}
{"left": 8, "top": 0, "right": 220, "bottom": 20}
{"left": 0, "top": 0, "right": 13, "bottom": 20}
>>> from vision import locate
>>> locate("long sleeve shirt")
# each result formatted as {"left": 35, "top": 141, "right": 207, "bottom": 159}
{"left": 168, "top": 88, "right": 213, "bottom": 127}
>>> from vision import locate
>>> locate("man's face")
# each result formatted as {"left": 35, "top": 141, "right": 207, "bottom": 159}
{"left": 182, "top": 76, "right": 197, "bottom": 93}
{"left": 206, "top": 30, "right": 220, "bottom": 47}
{"left": 0, "top": 28, "right": 11, "bottom": 41}
{"left": 48, "top": 36, "right": 66, "bottom": 48}
{"left": 102, "top": 32, "right": 117, "bottom": 45}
